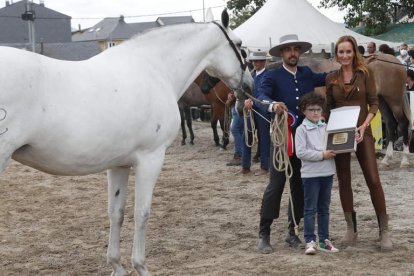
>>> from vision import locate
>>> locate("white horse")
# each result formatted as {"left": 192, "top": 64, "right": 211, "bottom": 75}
{"left": 0, "top": 10, "right": 253, "bottom": 276}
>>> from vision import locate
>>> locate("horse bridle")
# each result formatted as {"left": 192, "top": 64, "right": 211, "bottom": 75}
{"left": 211, "top": 21, "right": 248, "bottom": 95}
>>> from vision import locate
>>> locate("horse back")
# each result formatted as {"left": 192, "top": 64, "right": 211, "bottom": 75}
{"left": 368, "top": 53, "right": 407, "bottom": 99}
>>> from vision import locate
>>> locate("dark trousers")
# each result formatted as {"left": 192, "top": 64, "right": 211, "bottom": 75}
{"left": 260, "top": 147, "right": 304, "bottom": 228}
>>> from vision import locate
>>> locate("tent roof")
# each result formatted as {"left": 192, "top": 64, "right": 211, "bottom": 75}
{"left": 234, "top": 0, "right": 401, "bottom": 53}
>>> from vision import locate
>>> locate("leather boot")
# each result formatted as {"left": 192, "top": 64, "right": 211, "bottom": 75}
{"left": 258, "top": 217, "right": 273, "bottom": 254}
{"left": 285, "top": 214, "right": 304, "bottom": 249}
{"left": 341, "top": 211, "right": 358, "bottom": 247}
{"left": 226, "top": 153, "right": 241, "bottom": 166}
{"left": 377, "top": 214, "right": 393, "bottom": 252}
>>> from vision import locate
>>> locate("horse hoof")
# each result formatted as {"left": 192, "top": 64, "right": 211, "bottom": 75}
{"left": 400, "top": 162, "right": 409, "bottom": 168}
{"left": 190, "top": 141, "right": 194, "bottom": 145}
{"left": 181, "top": 141, "right": 186, "bottom": 145}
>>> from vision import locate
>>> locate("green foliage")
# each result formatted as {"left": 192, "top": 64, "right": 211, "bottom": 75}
{"left": 226, "top": 0, "right": 266, "bottom": 28}
{"left": 318, "top": 0, "right": 414, "bottom": 36}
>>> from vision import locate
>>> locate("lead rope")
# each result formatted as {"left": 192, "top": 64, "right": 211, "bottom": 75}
{"left": 245, "top": 100, "right": 298, "bottom": 235}
{"left": 212, "top": 86, "right": 231, "bottom": 140}
{"left": 243, "top": 108, "right": 258, "bottom": 147}
{"left": 271, "top": 111, "right": 298, "bottom": 236}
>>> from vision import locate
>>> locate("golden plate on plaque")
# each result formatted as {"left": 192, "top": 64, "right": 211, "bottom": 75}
{"left": 332, "top": 133, "right": 348, "bottom": 145}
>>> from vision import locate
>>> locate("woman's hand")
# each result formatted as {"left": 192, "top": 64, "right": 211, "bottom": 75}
{"left": 355, "top": 124, "right": 367, "bottom": 143}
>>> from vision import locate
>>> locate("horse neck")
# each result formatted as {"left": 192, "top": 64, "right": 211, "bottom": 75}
{"left": 115, "top": 23, "right": 224, "bottom": 100}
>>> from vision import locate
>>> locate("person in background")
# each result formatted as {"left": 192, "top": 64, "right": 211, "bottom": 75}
{"left": 367, "top": 42, "right": 377, "bottom": 54}
{"left": 240, "top": 50, "right": 271, "bottom": 175}
{"left": 397, "top": 49, "right": 410, "bottom": 66}
{"left": 407, "top": 69, "right": 414, "bottom": 153}
{"left": 407, "top": 50, "right": 414, "bottom": 70}
{"left": 256, "top": 34, "right": 327, "bottom": 254}
{"left": 295, "top": 92, "right": 338, "bottom": 255}
{"left": 226, "top": 93, "right": 244, "bottom": 166}
{"left": 325, "top": 35, "right": 393, "bottom": 252}
{"left": 357, "top": 45, "right": 365, "bottom": 55}
{"left": 407, "top": 69, "right": 414, "bottom": 91}
{"left": 378, "top": 44, "right": 395, "bottom": 56}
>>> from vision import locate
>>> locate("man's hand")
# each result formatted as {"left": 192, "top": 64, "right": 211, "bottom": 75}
{"left": 272, "top": 102, "right": 288, "bottom": 115}
{"left": 244, "top": 99, "right": 253, "bottom": 110}
{"left": 226, "top": 93, "right": 235, "bottom": 107}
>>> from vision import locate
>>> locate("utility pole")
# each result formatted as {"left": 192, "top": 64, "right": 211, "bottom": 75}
{"left": 21, "top": 0, "right": 36, "bottom": 52}
{"left": 203, "top": 0, "right": 205, "bottom": 22}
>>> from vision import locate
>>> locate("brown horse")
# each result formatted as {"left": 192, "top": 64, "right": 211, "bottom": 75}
{"left": 194, "top": 72, "right": 232, "bottom": 149}
{"left": 177, "top": 83, "right": 208, "bottom": 145}
{"left": 235, "top": 54, "right": 410, "bottom": 167}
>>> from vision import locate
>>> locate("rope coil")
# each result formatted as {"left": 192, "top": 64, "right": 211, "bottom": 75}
{"left": 239, "top": 93, "right": 299, "bottom": 235}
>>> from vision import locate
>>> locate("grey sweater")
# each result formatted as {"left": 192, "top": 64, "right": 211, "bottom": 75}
{"left": 295, "top": 122, "right": 336, "bottom": 178}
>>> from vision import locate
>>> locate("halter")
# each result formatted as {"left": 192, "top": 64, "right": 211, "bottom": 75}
{"left": 211, "top": 21, "right": 247, "bottom": 93}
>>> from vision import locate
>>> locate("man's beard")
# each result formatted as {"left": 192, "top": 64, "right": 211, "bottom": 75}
{"left": 284, "top": 56, "right": 298, "bottom": 67}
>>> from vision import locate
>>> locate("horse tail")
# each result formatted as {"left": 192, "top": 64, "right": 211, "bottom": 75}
{"left": 402, "top": 92, "right": 412, "bottom": 129}
{"left": 402, "top": 91, "right": 413, "bottom": 143}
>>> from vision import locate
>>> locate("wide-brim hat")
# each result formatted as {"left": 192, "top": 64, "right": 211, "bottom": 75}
{"left": 247, "top": 49, "right": 267, "bottom": 61}
{"left": 269, "top": 34, "right": 312, "bottom": 57}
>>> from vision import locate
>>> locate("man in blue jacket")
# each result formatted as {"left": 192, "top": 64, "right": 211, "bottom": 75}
{"left": 240, "top": 50, "right": 271, "bottom": 175}
{"left": 256, "top": 34, "right": 327, "bottom": 254}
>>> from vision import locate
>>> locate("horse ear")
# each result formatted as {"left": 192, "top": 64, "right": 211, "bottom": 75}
{"left": 221, "top": 9, "right": 229, "bottom": 28}
{"left": 205, "top": 8, "right": 214, "bottom": 22}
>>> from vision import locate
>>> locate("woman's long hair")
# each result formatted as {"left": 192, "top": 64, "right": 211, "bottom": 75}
{"left": 334, "top": 35, "right": 369, "bottom": 76}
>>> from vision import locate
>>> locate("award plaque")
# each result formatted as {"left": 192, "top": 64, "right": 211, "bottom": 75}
{"left": 325, "top": 106, "right": 361, "bottom": 153}
{"left": 325, "top": 131, "right": 356, "bottom": 153}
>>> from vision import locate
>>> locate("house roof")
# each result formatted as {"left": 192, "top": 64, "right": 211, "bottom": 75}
{"left": 1, "top": 41, "right": 101, "bottom": 61}
{"left": 0, "top": 0, "right": 70, "bottom": 19}
{"left": 0, "top": 0, "right": 71, "bottom": 43}
{"left": 73, "top": 15, "right": 195, "bottom": 42}
{"left": 156, "top": 16, "right": 195, "bottom": 26}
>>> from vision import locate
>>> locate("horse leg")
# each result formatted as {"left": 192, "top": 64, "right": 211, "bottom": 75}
{"left": 211, "top": 117, "right": 220, "bottom": 147}
{"left": 184, "top": 107, "right": 194, "bottom": 145}
{"left": 179, "top": 107, "right": 187, "bottom": 145}
{"left": 107, "top": 166, "right": 130, "bottom": 276}
{"left": 219, "top": 117, "right": 229, "bottom": 150}
{"left": 401, "top": 144, "right": 410, "bottom": 168}
{"left": 397, "top": 116, "right": 410, "bottom": 168}
{"left": 131, "top": 149, "right": 166, "bottom": 276}
{"left": 379, "top": 96, "right": 398, "bottom": 166}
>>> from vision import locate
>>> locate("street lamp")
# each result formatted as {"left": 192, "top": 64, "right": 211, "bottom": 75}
{"left": 21, "top": 0, "right": 36, "bottom": 52}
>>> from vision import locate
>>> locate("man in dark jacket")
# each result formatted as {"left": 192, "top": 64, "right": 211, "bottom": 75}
{"left": 256, "top": 34, "right": 327, "bottom": 254}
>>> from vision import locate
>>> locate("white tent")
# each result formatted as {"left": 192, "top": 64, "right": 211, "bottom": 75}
{"left": 234, "top": 0, "right": 401, "bottom": 53}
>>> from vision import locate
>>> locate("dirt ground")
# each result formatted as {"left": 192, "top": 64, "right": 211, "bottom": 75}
{"left": 1, "top": 121, "right": 414, "bottom": 276}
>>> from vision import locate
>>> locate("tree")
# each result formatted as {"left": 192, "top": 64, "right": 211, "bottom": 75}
{"left": 318, "top": 0, "right": 414, "bottom": 36}
{"left": 226, "top": 0, "right": 266, "bottom": 29}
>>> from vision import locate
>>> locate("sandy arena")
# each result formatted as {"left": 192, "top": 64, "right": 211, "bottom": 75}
{"left": 1, "top": 121, "right": 414, "bottom": 275}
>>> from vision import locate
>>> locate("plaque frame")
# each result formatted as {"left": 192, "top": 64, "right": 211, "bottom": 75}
{"left": 324, "top": 106, "right": 361, "bottom": 153}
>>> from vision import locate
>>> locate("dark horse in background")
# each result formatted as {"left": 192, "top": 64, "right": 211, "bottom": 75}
{"left": 178, "top": 83, "right": 208, "bottom": 145}
{"left": 194, "top": 72, "right": 232, "bottom": 150}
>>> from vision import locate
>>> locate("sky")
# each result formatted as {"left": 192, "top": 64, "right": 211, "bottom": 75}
{"left": 4, "top": 0, "right": 346, "bottom": 29}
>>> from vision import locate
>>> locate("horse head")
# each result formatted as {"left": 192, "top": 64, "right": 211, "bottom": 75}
{"left": 204, "top": 9, "right": 253, "bottom": 105}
